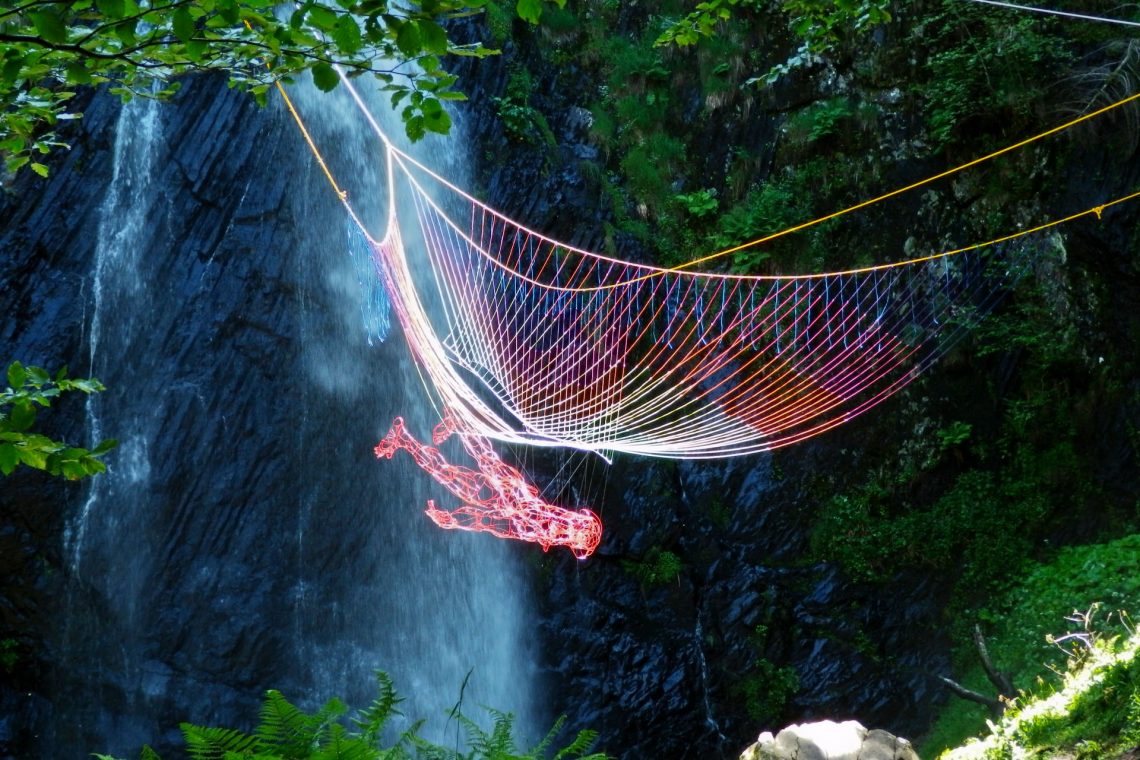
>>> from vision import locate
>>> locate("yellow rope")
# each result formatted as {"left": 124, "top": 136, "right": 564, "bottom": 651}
{"left": 668, "top": 91, "right": 1140, "bottom": 273}
{"left": 273, "top": 80, "right": 348, "bottom": 202}
{"left": 256, "top": 26, "right": 1140, "bottom": 276}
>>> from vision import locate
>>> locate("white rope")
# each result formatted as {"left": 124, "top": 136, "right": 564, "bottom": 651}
{"left": 961, "top": 0, "right": 1140, "bottom": 28}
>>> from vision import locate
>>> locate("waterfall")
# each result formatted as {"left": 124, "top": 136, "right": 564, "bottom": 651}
{"left": 44, "top": 76, "right": 543, "bottom": 757}
{"left": 286, "top": 80, "right": 545, "bottom": 744}
{"left": 68, "top": 95, "right": 162, "bottom": 574}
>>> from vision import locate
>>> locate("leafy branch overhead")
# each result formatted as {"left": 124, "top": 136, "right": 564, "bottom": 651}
{"left": 0, "top": 361, "right": 116, "bottom": 480}
{"left": 0, "top": 0, "right": 566, "bottom": 176}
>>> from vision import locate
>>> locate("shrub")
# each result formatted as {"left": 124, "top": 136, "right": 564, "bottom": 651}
{"left": 96, "top": 671, "right": 607, "bottom": 760}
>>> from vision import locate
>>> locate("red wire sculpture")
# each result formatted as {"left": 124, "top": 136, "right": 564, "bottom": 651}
{"left": 375, "top": 413, "right": 603, "bottom": 559}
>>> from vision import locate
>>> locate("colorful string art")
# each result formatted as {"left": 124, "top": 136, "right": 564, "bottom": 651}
{"left": 275, "top": 74, "right": 1140, "bottom": 558}
{"left": 375, "top": 414, "right": 602, "bottom": 558}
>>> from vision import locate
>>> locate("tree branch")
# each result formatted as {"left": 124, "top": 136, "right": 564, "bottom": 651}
{"left": 0, "top": 0, "right": 65, "bottom": 23}
{"left": 974, "top": 624, "right": 1015, "bottom": 697}
{"left": 74, "top": 0, "right": 194, "bottom": 47}
{"left": 937, "top": 675, "right": 1004, "bottom": 714}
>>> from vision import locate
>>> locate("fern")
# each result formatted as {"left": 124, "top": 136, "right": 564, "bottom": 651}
{"left": 352, "top": 671, "right": 403, "bottom": 746}
{"left": 473, "top": 708, "right": 519, "bottom": 759}
{"left": 180, "top": 723, "right": 259, "bottom": 760}
{"left": 257, "top": 690, "right": 313, "bottom": 757}
{"left": 98, "top": 677, "right": 607, "bottom": 760}
{"left": 521, "top": 713, "right": 604, "bottom": 760}
{"left": 310, "top": 724, "right": 376, "bottom": 760}
{"left": 550, "top": 729, "right": 603, "bottom": 760}
{"left": 525, "top": 715, "right": 564, "bottom": 759}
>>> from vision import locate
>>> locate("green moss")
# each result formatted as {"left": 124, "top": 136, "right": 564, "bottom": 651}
{"left": 484, "top": 2, "right": 512, "bottom": 45}
{"left": 923, "top": 538, "right": 1140, "bottom": 756}
{"left": 730, "top": 658, "right": 800, "bottom": 724}
{"left": 622, "top": 546, "right": 684, "bottom": 587}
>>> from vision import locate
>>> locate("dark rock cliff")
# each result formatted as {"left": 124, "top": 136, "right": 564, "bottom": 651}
{"left": 3, "top": 12, "right": 1140, "bottom": 760}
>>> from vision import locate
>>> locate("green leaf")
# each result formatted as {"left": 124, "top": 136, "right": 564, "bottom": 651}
{"left": 9, "top": 402, "right": 35, "bottom": 432}
{"left": 395, "top": 20, "right": 421, "bottom": 56}
{"left": 425, "top": 109, "right": 451, "bottom": 135}
{"left": 6, "top": 156, "right": 29, "bottom": 175}
{"left": 30, "top": 11, "right": 69, "bottom": 44}
{"left": 172, "top": 7, "right": 196, "bottom": 43}
{"left": 516, "top": 0, "right": 542, "bottom": 24}
{"left": 61, "top": 460, "right": 88, "bottom": 479}
{"left": 95, "top": 0, "right": 126, "bottom": 18}
{"left": 7, "top": 362, "right": 26, "bottom": 390}
{"left": 1, "top": 57, "right": 23, "bottom": 84}
{"left": 311, "top": 62, "right": 339, "bottom": 92}
{"left": 65, "top": 60, "right": 92, "bottom": 85}
{"left": 30, "top": 163, "right": 49, "bottom": 178}
{"left": 0, "top": 444, "right": 18, "bottom": 476}
{"left": 419, "top": 20, "right": 449, "bottom": 55}
{"left": 216, "top": 0, "right": 239, "bottom": 24}
{"left": 404, "top": 113, "right": 425, "bottom": 141}
{"left": 113, "top": 19, "right": 137, "bottom": 46}
{"left": 16, "top": 445, "right": 46, "bottom": 471}
{"left": 185, "top": 38, "right": 207, "bottom": 61}
{"left": 307, "top": 5, "right": 339, "bottom": 31}
{"left": 332, "top": 15, "right": 362, "bottom": 54}
{"left": 92, "top": 438, "right": 118, "bottom": 455}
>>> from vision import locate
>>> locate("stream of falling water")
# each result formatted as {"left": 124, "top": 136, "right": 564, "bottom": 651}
{"left": 51, "top": 78, "right": 543, "bottom": 757}
{"left": 67, "top": 96, "right": 162, "bottom": 575}
{"left": 287, "top": 79, "right": 544, "bottom": 745}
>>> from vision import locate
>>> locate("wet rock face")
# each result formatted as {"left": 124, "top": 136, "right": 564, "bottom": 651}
{"left": 524, "top": 443, "right": 951, "bottom": 759}
{"left": 0, "top": 74, "right": 957, "bottom": 760}
{"left": 7, "top": 36, "right": 1140, "bottom": 760}
{"left": 0, "top": 77, "right": 312, "bottom": 758}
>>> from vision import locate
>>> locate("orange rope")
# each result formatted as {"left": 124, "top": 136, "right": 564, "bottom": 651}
{"left": 251, "top": 13, "right": 1140, "bottom": 278}
{"left": 671, "top": 91, "right": 1140, "bottom": 273}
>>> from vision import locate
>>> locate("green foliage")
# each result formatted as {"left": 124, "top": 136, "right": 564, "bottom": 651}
{"left": 920, "top": 0, "right": 1073, "bottom": 152}
{"left": 730, "top": 658, "right": 800, "bottom": 724}
{"left": 0, "top": 0, "right": 579, "bottom": 175}
{"left": 492, "top": 65, "right": 554, "bottom": 145}
{"left": 783, "top": 97, "right": 859, "bottom": 145}
{"left": 102, "top": 671, "right": 606, "bottom": 760}
{"left": 618, "top": 133, "right": 685, "bottom": 216}
{"left": 656, "top": 0, "right": 890, "bottom": 84}
{"left": 0, "top": 638, "right": 18, "bottom": 673}
{"left": 812, "top": 462, "right": 1056, "bottom": 589}
{"left": 484, "top": 3, "right": 514, "bottom": 46}
{"left": 623, "top": 546, "right": 683, "bottom": 587}
{"left": 936, "top": 421, "right": 973, "bottom": 451}
{"left": 674, "top": 189, "right": 719, "bottom": 219}
{"left": 924, "top": 538, "right": 1140, "bottom": 756}
{"left": 1, "top": 360, "right": 116, "bottom": 479}
{"left": 936, "top": 628, "right": 1140, "bottom": 759}
{"left": 706, "top": 171, "right": 813, "bottom": 271}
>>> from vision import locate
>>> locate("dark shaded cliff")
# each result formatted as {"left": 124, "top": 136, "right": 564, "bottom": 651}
{"left": 3, "top": 5, "right": 1140, "bottom": 759}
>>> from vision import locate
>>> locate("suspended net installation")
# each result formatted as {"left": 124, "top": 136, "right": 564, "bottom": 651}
{"left": 280, "top": 72, "right": 1140, "bottom": 559}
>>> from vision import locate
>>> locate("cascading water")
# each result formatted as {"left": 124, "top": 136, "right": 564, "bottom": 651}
{"left": 68, "top": 96, "right": 162, "bottom": 575}
{"left": 43, "top": 76, "right": 544, "bottom": 757}
{"left": 286, "top": 80, "right": 545, "bottom": 744}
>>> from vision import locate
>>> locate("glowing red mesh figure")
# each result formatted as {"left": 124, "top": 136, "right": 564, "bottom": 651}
{"left": 375, "top": 413, "right": 603, "bottom": 559}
